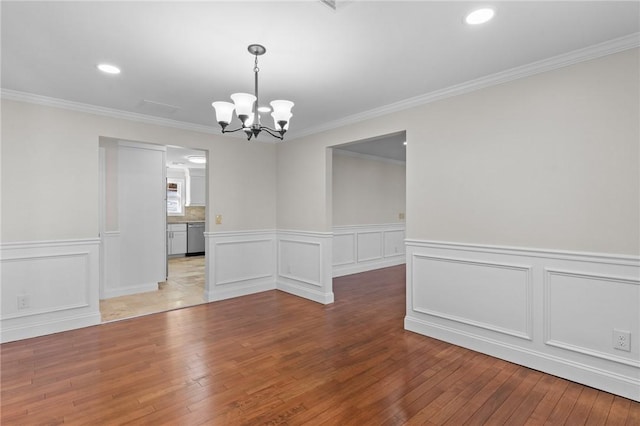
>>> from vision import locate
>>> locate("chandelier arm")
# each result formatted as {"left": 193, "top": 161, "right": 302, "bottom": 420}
{"left": 260, "top": 127, "right": 284, "bottom": 140}
{"left": 220, "top": 126, "right": 247, "bottom": 134}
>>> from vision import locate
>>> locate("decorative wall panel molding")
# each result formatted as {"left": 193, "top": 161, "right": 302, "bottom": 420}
{"left": 412, "top": 254, "right": 532, "bottom": 340}
{"left": 277, "top": 230, "right": 334, "bottom": 304}
{"left": 332, "top": 224, "right": 405, "bottom": 277}
{"left": 405, "top": 239, "right": 640, "bottom": 402}
{"left": 0, "top": 239, "right": 101, "bottom": 343}
{"left": 205, "top": 230, "right": 276, "bottom": 302}
{"left": 544, "top": 268, "right": 640, "bottom": 368}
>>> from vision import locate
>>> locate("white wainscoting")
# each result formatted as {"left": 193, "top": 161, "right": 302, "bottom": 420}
{"left": 0, "top": 239, "right": 102, "bottom": 343}
{"left": 277, "top": 230, "right": 334, "bottom": 304}
{"left": 99, "top": 231, "right": 158, "bottom": 299}
{"left": 205, "top": 230, "right": 277, "bottom": 302}
{"left": 405, "top": 240, "right": 640, "bottom": 402}
{"left": 333, "top": 224, "right": 405, "bottom": 277}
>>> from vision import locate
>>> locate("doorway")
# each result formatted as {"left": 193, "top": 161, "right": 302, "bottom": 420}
{"left": 330, "top": 131, "right": 407, "bottom": 278}
{"left": 98, "top": 140, "right": 208, "bottom": 322}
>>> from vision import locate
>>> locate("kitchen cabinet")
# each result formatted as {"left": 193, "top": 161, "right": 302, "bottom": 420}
{"left": 188, "top": 168, "right": 205, "bottom": 206}
{"left": 167, "top": 223, "right": 187, "bottom": 255}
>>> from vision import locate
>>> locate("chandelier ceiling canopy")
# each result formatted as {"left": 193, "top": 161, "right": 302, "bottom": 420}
{"left": 212, "top": 44, "right": 294, "bottom": 141}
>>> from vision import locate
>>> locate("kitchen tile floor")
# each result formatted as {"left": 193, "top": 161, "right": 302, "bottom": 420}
{"left": 100, "top": 255, "right": 206, "bottom": 322}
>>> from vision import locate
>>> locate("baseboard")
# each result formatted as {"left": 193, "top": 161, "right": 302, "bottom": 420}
{"left": 405, "top": 316, "right": 640, "bottom": 402}
{"left": 102, "top": 282, "right": 159, "bottom": 299}
{"left": 277, "top": 280, "right": 335, "bottom": 304}
{"left": 333, "top": 256, "right": 405, "bottom": 278}
{"left": 1, "top": 312, "right": 102, "bottom": 343}
{"left": 206, "top": 279, "right": 276, "bottom": 302}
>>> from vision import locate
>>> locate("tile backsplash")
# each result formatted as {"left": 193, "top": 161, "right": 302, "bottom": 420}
{"left": 167, "top": 206, "right": 205, "bottom": 223}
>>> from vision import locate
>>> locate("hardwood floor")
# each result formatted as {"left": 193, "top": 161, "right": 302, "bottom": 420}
{"left": 100, "top": 256, "right": 205, "bottom": 322}
{"left": 2, "top": 265, "right": 639, "bottom": 425}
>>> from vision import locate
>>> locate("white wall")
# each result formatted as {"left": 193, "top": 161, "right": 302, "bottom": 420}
{"left": 278, "top": 49, "right": 639, "bottom": 255}
{"left": 1, "top": 99, "right": 277, "bottom": 242}
{"left": 332, "top": 151, "right": 405, "bottom": 226}
{"left": 406, "top": 49, "right": 639, "bottom": 254}
{"left": 1, "top": 99, "right": 277, "bottom": 341}
{"left": 276, "top": 48, "right": 640, "bottom": 400}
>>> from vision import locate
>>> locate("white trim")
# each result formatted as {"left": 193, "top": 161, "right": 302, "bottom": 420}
{"left": 405, "top": 316, "right": 640, "bottom": 403}
{"left": 276, "top": 230, "right": 334, "bottom": 304}
{"left": 0, "top": 239, "right": 101, "bottom": 343}
{"left": 543, "top": 268, "right": 640, "bottom": 368}
{"left": 0, "top": 312, "right": 102, "bottom": 344}
{"left": 333, "top": 148, "right": 406, "bottom": 165}
{"left": 405, "top": 239, "right": 640, "bottom": 402}
{"left": 405, "top": 239, "right": 639, "bottom": 266}
{"left": 292, "top": 33, "right": 640, "bottom": 139}
{"left": 276, "top": 280, "right": 335, "bottom": 304}
{"left": 1, "top": 252, "right": 92, "bottom": 319}
{"left": 204, "top": 229, "right": 275, "bottom": 237}
{"left": 334, "top": 223, "right": 405, "bottom": 232}
{"left": 205, "top": 230, "right": 277, "bottom": 302}
{"left": 0, "top": 89, "right": 220, "bottom": 135}
{"left": 411, "top": 254, "right": 533, "bottom": 341}
{"left": 0, "top": 238, "right": 101, "bottom": 249}
{"left": 333, "top": 257, "right": 405, "bottom": 278}
{"left": 333, "top": 224, "right": 406, "bottom": 277}
{"left": 102, "top": 282, "right": 159, "bottom": 299}
{"left": 2, "top": 34, "right": 638, "bottom": 142}
{"left": 278, "top": 229, "right": 333, "bottom": 238}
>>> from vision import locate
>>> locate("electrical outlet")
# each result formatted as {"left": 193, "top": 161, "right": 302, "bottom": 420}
{"left": 17, "top": 295, "right": 29, "bottom": 310}
{"left": 613, "top": 329, "right": 631, "bottom": 352}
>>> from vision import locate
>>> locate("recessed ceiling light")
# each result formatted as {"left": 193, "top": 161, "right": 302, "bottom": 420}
{"left": 187, "top": 155, "right": 206, "bottom": 164}
{"left": 465, "top": 8, "right": 495, "bottom": 25}
{"left": 258, "top": 106, "right": 271, "bottom": 113}
{"left": 97, "top": 63, "right": 121, "bottom": 74}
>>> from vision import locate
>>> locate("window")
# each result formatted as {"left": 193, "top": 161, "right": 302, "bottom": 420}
{"left": 167, "top": 178, "right": 185, "bottom": 216}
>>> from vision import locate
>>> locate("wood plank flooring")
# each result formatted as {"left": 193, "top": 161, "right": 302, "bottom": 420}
{"left": 2, "top": 265, "right": 639, "bottom": 425}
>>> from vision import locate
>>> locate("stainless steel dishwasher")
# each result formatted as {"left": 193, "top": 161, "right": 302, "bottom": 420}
{"left": 186, "top": 222, "right": 205, "bottom": 256}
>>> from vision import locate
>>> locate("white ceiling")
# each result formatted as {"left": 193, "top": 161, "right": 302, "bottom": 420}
{"left": 166, "top": 146, "right": 207, "bottom": 169}
{"left": 2, "top": 1, "right": 639, "bottom": 153}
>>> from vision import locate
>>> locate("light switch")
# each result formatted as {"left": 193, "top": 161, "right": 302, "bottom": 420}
{"left": 215, "top": 214, "right": 222, "bottom": 225}
{"left": 399, "top": 213, "right": 405, "bottom": 220}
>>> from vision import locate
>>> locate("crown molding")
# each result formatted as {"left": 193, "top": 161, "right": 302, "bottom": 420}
{"left": 2, "top": 33, "right": 638, "bottom": 141}
{"left": 0, "top": 89, "right": 221, "bottom": 135}
{"left": 291, "top": 32, "right": 640, "bottom": 140}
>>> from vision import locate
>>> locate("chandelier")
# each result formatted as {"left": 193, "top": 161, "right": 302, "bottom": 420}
{"left": 212, "top": 44, "right": 294, "bottom": 141}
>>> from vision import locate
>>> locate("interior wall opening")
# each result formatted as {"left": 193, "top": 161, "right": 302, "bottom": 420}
{"left": 330, "top": 131, "right": 407, "bottom": 279}
{"left": 98, "top": 138, "right": 209, "bottom": 322}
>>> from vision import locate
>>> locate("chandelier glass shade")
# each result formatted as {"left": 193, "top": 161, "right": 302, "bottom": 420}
{"left": 212, "top": 44, "right": 294, "bottom": 141}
